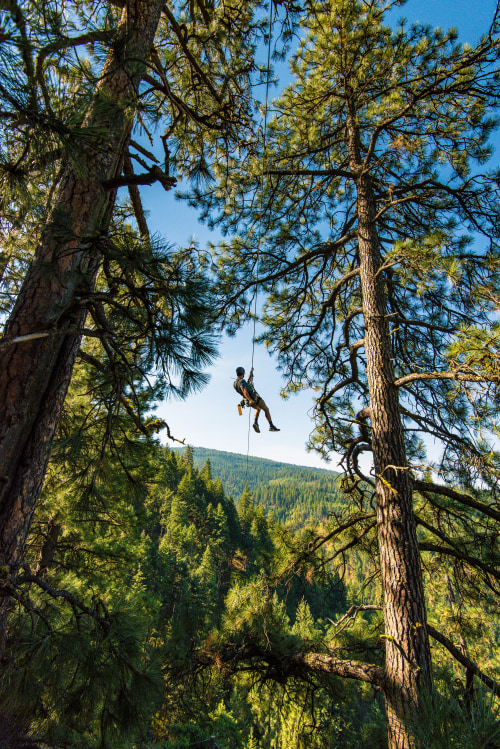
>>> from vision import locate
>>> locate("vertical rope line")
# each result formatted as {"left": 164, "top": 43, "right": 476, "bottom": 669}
{"left": 246, "top": 1, "right": 274, "bottom": 476}
{"left": 251, "top": 1, "right": 273, "bottom": 371}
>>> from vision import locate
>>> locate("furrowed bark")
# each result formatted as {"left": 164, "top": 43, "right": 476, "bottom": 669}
{"left": 0, "top": 0, "right": 164, "bottom": 577}
{"left": 346, "top": 98, "right": 432, "bottom": 749}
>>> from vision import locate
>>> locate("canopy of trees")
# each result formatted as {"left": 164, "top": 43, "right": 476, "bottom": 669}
{"left": 175, "top": 446, "right": 345, "bottom": 525}
{"left": 1, "top": 0, "right": 500, "bottom": 747}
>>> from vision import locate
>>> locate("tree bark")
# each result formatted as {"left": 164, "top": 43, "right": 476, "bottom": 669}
{"left": 346, "top": 101, "right": 432, "bottom": 748}
{"left": 0, "top": 0, "right": 164, "bottom": 575}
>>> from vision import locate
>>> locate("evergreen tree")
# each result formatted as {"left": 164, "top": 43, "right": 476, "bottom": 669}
{"left": 201, "top": 458, "right": 213, "bottom": 485}
{"left": 0, "top": 357, "right": 168, "bottom": 747}
{"left": 183, "top": 445, "right": 195, "bottom": 470}
{"left": 197, "top": 2, "right": 500, "bottom": 746}
{"left": 0, "top": 0, "right": 265, "bottom": 581}
{"left": 238, "top": 483, "right": 254, "bottom": 542}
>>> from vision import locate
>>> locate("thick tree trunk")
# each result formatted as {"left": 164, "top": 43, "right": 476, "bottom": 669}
{"left": 0, "top": 0, "right": 164, "bottom": 574}
{"left": 346, "top": 106, "right": 432, "bottom": 748}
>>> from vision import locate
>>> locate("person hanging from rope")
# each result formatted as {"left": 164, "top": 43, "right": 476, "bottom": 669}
{"left": 234, "top": 367, "right": 280, "bottom": 433}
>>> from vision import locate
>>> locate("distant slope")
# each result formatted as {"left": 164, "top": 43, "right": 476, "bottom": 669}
{"left": 173, "top": 447, "right": 345, "bottom": 527}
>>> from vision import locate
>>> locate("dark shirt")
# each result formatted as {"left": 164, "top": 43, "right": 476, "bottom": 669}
{"left": 234, "top": 378, "right": 259, "bottom": 401}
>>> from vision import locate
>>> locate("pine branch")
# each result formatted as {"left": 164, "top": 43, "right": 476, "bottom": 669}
{"left": 129, "top": 138, "right": 159, "bottom": 164}
{"left": 427, "top": 623, "right": 500, "bottom": 693}
{"left": 10, "top": 563, "right": 109, "bottom": 626}
{"left": 323, "top": 521, "right": 377, "bottom": 564}
{"left": 287, "top": 651, "right": 384, "bottom": 685}
{"left": 161, "top": 5, "right": 222, "bottom": 104}
{"left": 197, "top": 640, "right": 384, "bottom": 686}
{"left": 102, "top": 166, "right": 176, "bottom": 191}
{"left": 394, "top": 370, "right": 493, "bottom": 388}
{"left": 419, "top": 542, "right": 500, "bottom": 583}
{"left": 217, "top": 238, "right": 357, "bottom": 316}
{"left": 266, "top": 168, "right": 354, "bottom": 180}
{"left": 2, "top": 0, "right": 36, "bottom": 108}
{"left": 309, "top": 513, "right": 377, "bottom": 554}
{"left": 35, "top": 30, "right": 113, "bottom": 84}
{"left": 284, "top": 268, "right": 361, "bottom": 351}
{"left": 123, "top": 152, "right": 150, "bottom": 239}
{"left": 77, "top": 349, "right": 185, "bottom": 443}
{"left": 414, "top": 480, "right": 500, "bottom": 524}
{"left": 416, "top": 515, "right": 497, "bottom": 571}
{"left": 142, "top": 73, "right": 219, "bottom": 128}
{"left": 328, "top": 604, "right": 382, "bottom": 639}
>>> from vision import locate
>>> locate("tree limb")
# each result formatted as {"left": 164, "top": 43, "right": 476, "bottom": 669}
{"left": 419, "top": 542, "right": 500, "bottom": 582}
{"left": 197, "top": 641, "right": 384, "bottom": 686}
{"left": 394, "top": 370, "right": 492, "bottom": 388}
{"left": 123, "top": 152, "right": 150, "bottom": 239}
{"left": 414, "top": 480, "right": 500, "bottom": 525}
{"left": 427, "top": 624, "right": 500, "bottom": 693}
{"left": 102, "top": 165, "right": 176, "bottom": 191}
{"left": 266, "top": 167, "right": 354, "bottom": 180}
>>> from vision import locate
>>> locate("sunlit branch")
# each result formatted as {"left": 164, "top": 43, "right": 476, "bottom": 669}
{"left": 427, "top": 624, "right": 500, "bottom": 693}
{"left": 394, "top": 370, "right": 492, "bottom": 388}
{"left": 196, "top": 641, "right": 384, "bottom": 686}
{"left": 419, "top": 542, "right": 500, "bottom": 583}
{"left": 414, "top": 480, "right": 500, "bottom": 524}
{"left": 266, "top": 167, "right": 354, "bottom": 180}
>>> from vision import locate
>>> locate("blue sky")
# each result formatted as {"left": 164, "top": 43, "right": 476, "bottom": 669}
{"left": 146, "top": 0, "right": 499, "bottom": 471}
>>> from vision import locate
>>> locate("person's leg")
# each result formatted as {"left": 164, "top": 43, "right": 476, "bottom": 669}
{"left": 259, "top": 400, "right": 280, "bottom": 431}
{"left": 253, "top": 404, "right": 261, "bottom": 432}
{"left": 261, "top": 402, "right": 272, "bottom": 425}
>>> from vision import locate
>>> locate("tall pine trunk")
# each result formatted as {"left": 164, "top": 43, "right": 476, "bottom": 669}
{"left": 347, "top": 103, "right": 432, "bottom": 748}
{"left": 0, "top": 0, "right": 164, "bottom": 575}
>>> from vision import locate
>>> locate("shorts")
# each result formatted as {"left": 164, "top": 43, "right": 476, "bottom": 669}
{"left": 248, "top": 396, "right": 265, "bottom": 409}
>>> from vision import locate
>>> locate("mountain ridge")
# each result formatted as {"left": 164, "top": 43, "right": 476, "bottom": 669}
{"left": 175, "top": 445, "right": 339, "bottom": 474}
{"left": 173, "top": 446, "right": 344, "bottom": 527}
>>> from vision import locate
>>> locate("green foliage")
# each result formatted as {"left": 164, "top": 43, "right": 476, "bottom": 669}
{"left": 6, "top": 419, "right": 500, "bottom": 749}
{"left": 11, "top": 420, "right": 354, "bottom": 748}
{"left": 409, "top": 681, "right": 500, "bottom": 749}
{"left": 200, "top": 0, "right": 500, "bottom": 491}
{"left": 175, "top": 446, "right": 345, "bottom": 527}
{"left": 2, "top": 606, "right": 162, "bottom": 749}
{"left": 4, "top": 3, "right": 500, "bottom": 747}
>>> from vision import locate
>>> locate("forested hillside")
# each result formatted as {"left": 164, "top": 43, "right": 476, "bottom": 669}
{"left": 3, "top": 441, "right": 369, "bottom": 748}
{"left": 175, "top": 447, "right": 345, "bottom": 526}
{"left": 5, "top": 434, "right": 499, "bottom": 748}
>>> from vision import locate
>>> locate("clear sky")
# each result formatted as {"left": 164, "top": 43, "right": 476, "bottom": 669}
{"left": 146, "top": 0, "right": 499, "bottom": 471}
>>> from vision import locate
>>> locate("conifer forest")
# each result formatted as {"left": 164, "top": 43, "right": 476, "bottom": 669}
{"left": 2, "top": 0, "right": 500, "bottom": 747}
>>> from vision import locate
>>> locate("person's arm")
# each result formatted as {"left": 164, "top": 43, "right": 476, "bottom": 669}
{"left": 241, "top": 385, "right": 252, "bottom": 401}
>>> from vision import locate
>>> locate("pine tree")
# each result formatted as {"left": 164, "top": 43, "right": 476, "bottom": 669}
{"left": 194, "top": 544, "right": 218, "bottom": 623}
{"left": 198, "top": 2, "right": 500, "bottom": 746}
{"left": 238, "top": 483, "right": 254, "bottom": 543}
{"left": 292, "top": 598, "right": 322, "bottom": 644}
{"left": 201, "top": 458, "right": 213, "bottom": 486}
{"left": 0, "top": 360, "right": 167, "bottom": 747}
{"left": 0, "top": 0, "right": 265, "bottom": 581}
{"left": 183, "top": 445, "right": 195, "bottom": 469}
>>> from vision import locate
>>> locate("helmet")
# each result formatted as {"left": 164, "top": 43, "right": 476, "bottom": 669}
{"left": 236, "top": 367, "right": 245, "bottom": 376}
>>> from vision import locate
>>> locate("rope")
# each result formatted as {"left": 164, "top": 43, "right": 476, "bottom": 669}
{"left": 250, "top": 1, "right": 273, "bottom": 373}
{"left": 246, "top": 0, "right": 274, "bottom": 476}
